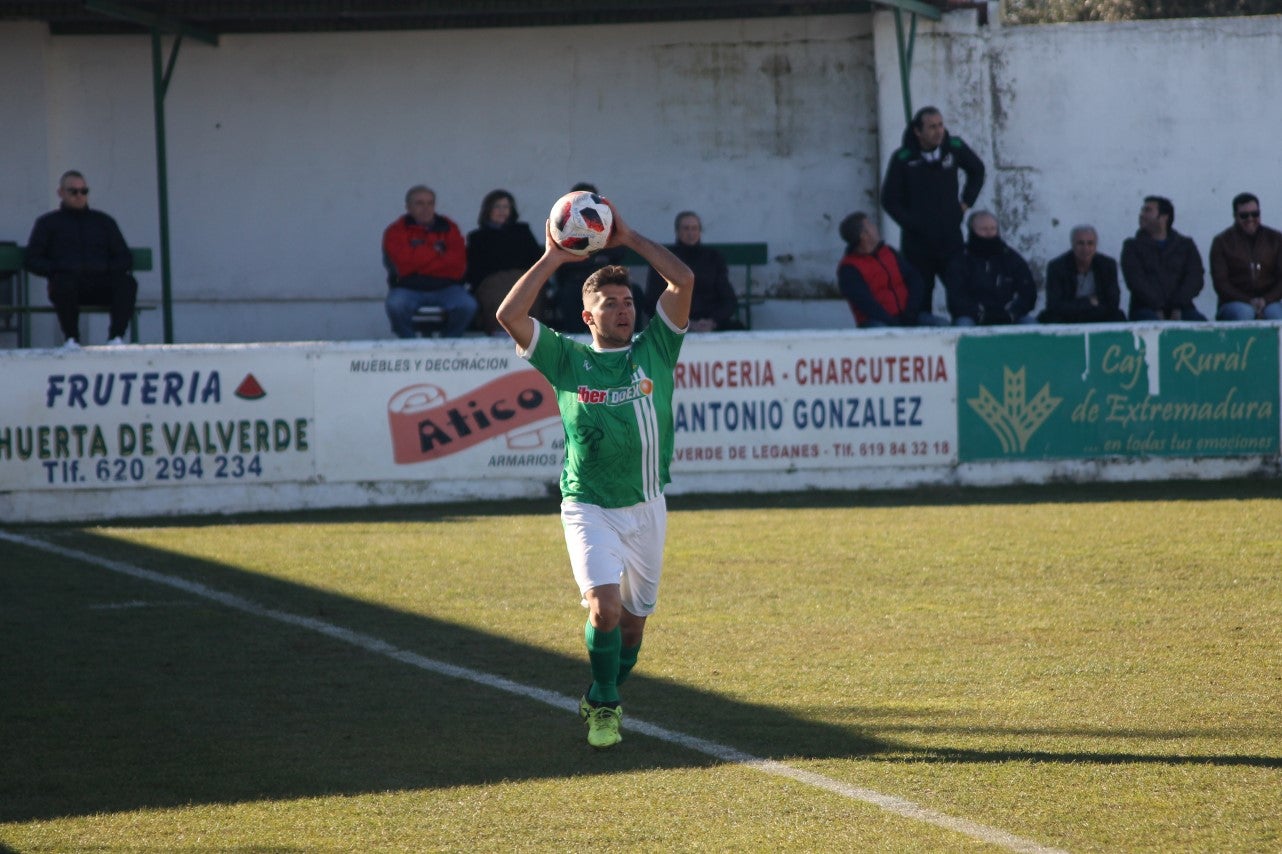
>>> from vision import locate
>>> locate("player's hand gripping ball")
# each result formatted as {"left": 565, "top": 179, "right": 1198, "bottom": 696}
{"left": 549, "top": 190, "right": 614, "bottom": 256}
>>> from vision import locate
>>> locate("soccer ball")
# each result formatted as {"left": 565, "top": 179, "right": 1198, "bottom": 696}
{"left": 549, "top": 190, "right": 613, "bottom": 256}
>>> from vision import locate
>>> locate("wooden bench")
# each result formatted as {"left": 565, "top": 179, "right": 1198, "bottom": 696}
{"left": 0, "top": 244, "right": 155, "bottom": 347}
{"left": 620, "top": 242, "right": 768, "bottom": 329}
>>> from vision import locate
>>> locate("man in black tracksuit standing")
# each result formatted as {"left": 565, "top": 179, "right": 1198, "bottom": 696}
{"left": 881, "top": 106, "right": 985, "bottom": 321}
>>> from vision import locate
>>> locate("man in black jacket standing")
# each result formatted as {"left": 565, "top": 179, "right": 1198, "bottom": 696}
{"left": 881, "top": 106, "right": 985, "bottom": 321}
{"left": 1121, "top": 195, "right": 1207, "bottom": 322}
{"left": 25, "top": 170, "right": 138, "bottom": 349}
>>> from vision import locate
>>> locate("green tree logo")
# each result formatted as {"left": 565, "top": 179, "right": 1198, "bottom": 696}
{"left": 967, "top": 366, "right": 1062, "bottom": 453}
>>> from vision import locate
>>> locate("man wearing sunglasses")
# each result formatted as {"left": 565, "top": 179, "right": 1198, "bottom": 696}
{"left": 24, "top": 170, "right": 138, "bottom": 349}
{"left": 1210, "top": 193, "right": 1282, "bottom": 321}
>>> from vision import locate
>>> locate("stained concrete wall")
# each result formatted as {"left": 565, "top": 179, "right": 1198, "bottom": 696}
{"left": 874, "top": 9, "right": 1282, "bottom": 319}
{"left": 6, "top": 10, "right": 1281, "bottom": 346}
{"left": 1, "top": 15, "right": 878, "bottom": 346}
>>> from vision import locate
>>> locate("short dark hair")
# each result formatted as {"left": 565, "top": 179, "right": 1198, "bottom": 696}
{"left": 1144, "top": 195, "right": 1174, "bottom": 227}
{"left": 674, "top": 210, "right": 700, "bottom": 233}
{"left": 570, "top": 181, "right": 597, "bottom": 193}
{"left": 582, "top": 265, "right": 631, "bottom": 300}
{"left": 1232, "top": 192, "right": 1259, "bottom": 213}
{"left": 839, "top": 212, "right": 869, "bottom": 247}
{"left": 478, "top": 189, "right": 518, "bottom": 227}
{"left": 59, "top": 170, "right": 85, "bottom": 188}
{"left": 912, "top": 106, "right": 941, "bottom": 130}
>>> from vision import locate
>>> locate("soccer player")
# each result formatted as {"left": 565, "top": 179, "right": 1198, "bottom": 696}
{"left": 496, "top": 199, "right": 693, "bottom": 749}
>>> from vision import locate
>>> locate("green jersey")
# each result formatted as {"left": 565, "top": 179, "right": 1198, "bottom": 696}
{"left": 524, "top": 313, "right": 685, "bottom": 508}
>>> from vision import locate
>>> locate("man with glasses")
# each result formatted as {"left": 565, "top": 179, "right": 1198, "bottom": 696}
{"left": 1210, "top": 193, "right": 1282, "bottom": 321}
{"left": 1120, "top": 195, "right": 1207, "bottom": 322}
{"left": 382, "top": 184, "right": 476, "bottom": 338}
{"left": 25, "top": 170, "right": 138, "bottom": 349}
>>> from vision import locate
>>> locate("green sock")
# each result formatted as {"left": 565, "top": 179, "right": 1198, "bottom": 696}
{"left": 584, "top": 620, "right": 621, "bottom": 704}
{"left": 617, "top": 641, "right": 642, "bottom": 686}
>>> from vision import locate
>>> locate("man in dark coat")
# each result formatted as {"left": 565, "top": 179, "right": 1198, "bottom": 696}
{"left": 1039, "top": 225, "right": 1126, "bottom": 324}
{"left": 643, "top": 211, "right": 742, "bottom": 332}
{"left": 944, "top": 211, "right": 1036, "bottom": 326}
{"left": 25, "top": 170, "right": 138, "bottom": 349}
{"left": 1120, "top": 195, "right": 1207, "bottom": 321}
{"left": 1210, "top": 192, "right": 1282, "bottom": 321}
{"left": 881, "top": 106, "right": 985, "bottom": 320}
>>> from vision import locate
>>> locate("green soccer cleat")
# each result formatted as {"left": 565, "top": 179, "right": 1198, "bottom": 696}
{"left": 581, "top": 697, "right": 623, "bottom": 749}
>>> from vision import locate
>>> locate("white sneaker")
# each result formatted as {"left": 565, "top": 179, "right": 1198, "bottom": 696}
{"left": 60, "top": 338, "right": 81, "bottom": 351}
{"left": 106, "top": 336, "right": 126, "bottom": 346}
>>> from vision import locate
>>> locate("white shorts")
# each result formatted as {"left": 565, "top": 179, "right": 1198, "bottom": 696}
{"left": 561, "top": 495, "right": 667, "bottom": 617}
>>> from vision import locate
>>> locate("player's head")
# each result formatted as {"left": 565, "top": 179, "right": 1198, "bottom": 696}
{"left": 582, "top": 265, "right": 635, "bottom": 347}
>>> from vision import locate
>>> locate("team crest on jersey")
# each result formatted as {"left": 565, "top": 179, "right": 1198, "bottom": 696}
{"left": 577, "top": 378, "right": 654, "bottom": 405}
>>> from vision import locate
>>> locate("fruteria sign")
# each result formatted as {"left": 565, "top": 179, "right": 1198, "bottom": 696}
{"left": 0, "top": 348, "right": 316, "bottom": 491}
{"left": 957, "top": 327, "right": 1280, "bottom": 461}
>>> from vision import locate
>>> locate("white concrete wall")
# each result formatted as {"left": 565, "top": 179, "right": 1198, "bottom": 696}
{"left": 8, "top": 10, "right": 1282, "bottom": 347}
{"left": 874, "top": 8, "right": 1282, "bottom": 319}
{"left": 2, "top": 15, "right": 878, "bottom": 346}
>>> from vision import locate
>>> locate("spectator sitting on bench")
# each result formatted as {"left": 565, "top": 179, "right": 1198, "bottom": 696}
{"left": 944, "top": 210, "right": 1037, "bottom": 327}
{"left": 24, "top": 169, "right": 138, "bottom": 350}
{"left": 466, "top": 189, "right": 542, "bottom": 337}
{"left": 644, "top": 211, "right": 743, "bottom": 332}
{"left": 1039, "top": 224, "right": 1126, "bottom": 324}
{"left": 383, "top": 184, "right": 477, "bottom": 338}
{"left": 836, "top": 211, "right": 948, "bottom": 328}
{"left": 1121, "top": 195, "right": 1207, "bottom": 322}
{"left": 1210, "top": 192, "right": 1282, "bottom": 321}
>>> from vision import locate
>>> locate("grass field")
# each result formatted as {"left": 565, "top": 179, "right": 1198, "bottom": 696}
{"left": 2, "top": 479, "right": 1280, "bottom": 852}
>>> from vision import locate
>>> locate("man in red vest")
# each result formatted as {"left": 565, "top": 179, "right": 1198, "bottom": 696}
{"left": 837, "top": 212, "right": 948, "bottom": 328}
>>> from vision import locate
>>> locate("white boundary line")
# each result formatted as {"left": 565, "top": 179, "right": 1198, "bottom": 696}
{"left": 2, "top": 530, "right": 1067, "bottom": 854}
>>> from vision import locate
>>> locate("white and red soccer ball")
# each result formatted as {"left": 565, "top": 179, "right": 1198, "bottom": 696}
{"left": 549, "top": 190, "right": 613, "bottom": 256}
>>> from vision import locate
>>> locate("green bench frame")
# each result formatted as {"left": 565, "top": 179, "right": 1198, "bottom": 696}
{"left": 0, "top": 244, "right": 154, "bottom": 348}
{"left": 620, "top": 242, "right": 768, "bottom": 329}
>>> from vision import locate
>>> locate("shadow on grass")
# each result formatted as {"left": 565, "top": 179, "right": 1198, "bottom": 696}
{"left": 0, "top": 530, "right": 882, "bottom": 823}
{"left": 17, "top": 476, "right": 1281, "bottom": 531}
{"left": 2, "top": 525, "right": 1279, "bottom": 826}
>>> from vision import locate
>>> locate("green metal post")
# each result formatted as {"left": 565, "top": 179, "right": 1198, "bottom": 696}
{"left": 893, "top": 8, "right": 918, "bottom": 127}
{"left": 151, "top": 28, "right": 175, "bottom": 343}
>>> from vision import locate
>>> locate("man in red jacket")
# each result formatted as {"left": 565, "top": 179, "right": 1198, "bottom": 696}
{"left": 382, "top": 185, "right": 477, "bottom": 337}
{"left": 837, "top": 212, "right": 947, "bottom": 328}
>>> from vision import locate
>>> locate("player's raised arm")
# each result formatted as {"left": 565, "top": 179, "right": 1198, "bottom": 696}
{"left": 497, "top": 219, "right": 581, "bottom": 350}
{"left": 605, "top": 202, "right": 695, "bottom": 330}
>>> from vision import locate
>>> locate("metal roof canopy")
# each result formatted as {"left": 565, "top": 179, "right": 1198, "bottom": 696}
{"left": 1, "top": 0, "right": 968, "bottom": 343}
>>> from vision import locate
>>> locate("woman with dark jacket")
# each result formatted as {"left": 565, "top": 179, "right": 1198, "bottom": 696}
{"left": 466, "top": 189, "right": 542, "bottom": 335}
